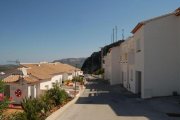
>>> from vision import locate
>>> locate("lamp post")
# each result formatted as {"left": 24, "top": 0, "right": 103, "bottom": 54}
{"left": 74, "top": 64, "right": 77, "bottom": 97}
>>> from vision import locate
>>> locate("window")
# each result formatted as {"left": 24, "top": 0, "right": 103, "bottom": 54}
{"left": 124, "top": 72, "right": 126, "bottom": 81}
{"left": 125, "top": 53, "right": 128, "bottom": 62}
{"left": 130, "top": 70, "right": 133, "bottom": 81}
{"left": 122, "top": 72, "right": 124, "bottom": 81}
{"left": 45, "top": 85, "right": 49, "bottom": 90}
{"left": 103, "top": 60, "right": 105, "bottom": 64}
{"left": 136, "top": 39, "right": 141, "bottom": 52}
{"left": 120, "top": 56, "right": 122, "bottom": 62}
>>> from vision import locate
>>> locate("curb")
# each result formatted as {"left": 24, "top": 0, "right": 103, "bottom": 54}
{"left": 46, "top": 86, "right": 85, "bottom": 120}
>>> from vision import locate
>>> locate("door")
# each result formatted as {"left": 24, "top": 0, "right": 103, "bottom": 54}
{"left": 136, "top": 71, "right": 141, "bottom": 95}
{"left": 30, "top": 85, "right": 34, "bottom": 98}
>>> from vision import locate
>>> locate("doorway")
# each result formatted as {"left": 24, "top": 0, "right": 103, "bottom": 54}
{"left": 136, "top": 71, "right": 141, "bottom": 95}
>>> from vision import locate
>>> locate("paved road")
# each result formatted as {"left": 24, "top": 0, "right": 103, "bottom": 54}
{"left": 56, "top": 77, "right": 180, "bottom": 120}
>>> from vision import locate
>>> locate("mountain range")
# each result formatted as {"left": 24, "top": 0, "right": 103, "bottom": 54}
{"left": 53, "top": 58, "right": 86, "bottom": 68}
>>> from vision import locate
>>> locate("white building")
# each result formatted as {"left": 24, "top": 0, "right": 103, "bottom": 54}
{"left": 119, "top": 37, "right": 135, "bottom": 92}
{"left": 3, "top": 62, "right": 82, "bottom": 104}
{"left": 130, "top": 8, "right": 180, "bottom": 98}
{"left": 103, "top": 8, "right": 180, "bottom": 99}
{"left": 108, "top": 46, "right": 122, "bottom": 85}
{"left": 102, "top": 41, "right": 124, "bottom": 85}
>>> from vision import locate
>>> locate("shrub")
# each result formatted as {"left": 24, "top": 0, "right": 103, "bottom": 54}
{"left": 8, "top": 112, "right": 27, "bottom": 120}
{"left": 94, "top": 68, "right": 104, "bottom": 75}
{"left": 59, "top": 89, "right": 69, "bottom": 104}
{"left": 21, "top": 98, "right": 41, "bottom": 120}
{"left": 38, "top": 93, "right": 53, "bottom": 116}
{"left": 46, "top": 84, "right": 68, "bottom": 106}
{"left": 72, "top": 76, "right": 84, "bottom": 84}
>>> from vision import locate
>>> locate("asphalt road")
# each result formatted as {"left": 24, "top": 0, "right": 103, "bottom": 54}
{"left": 56, "top": 76, "right": 180, "bottom": 120}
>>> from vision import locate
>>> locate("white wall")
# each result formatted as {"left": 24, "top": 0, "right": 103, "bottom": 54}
{"left": 10, "top": 83, "right": 28, "bottom": 104}
{"left": 68, "top": 74, "right": 73, "bottom": 80}
{"left": 134, "top": 26, "right": 145, "bottom": 96}
{"left": 78, "top": 71, "right": 83, "bottom": 76}
{"left": 110, "top": 46, "right": 121, "bottom": 85}
{"left": 119, "top": 37, "right": 136, "bottom": 93}
{"left": 143, "top": 14, "right": 180, "bottom": 98}
{"left": 62, "top": 73, "right": 68, "bottom": 81}
{"left": 177, "top": 15, "right": 180, "bottom": 88}
{"left": 40, "top": 75, "right": 62, "bottom": 90}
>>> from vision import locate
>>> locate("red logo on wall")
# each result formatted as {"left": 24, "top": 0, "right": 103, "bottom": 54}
{"left": 15, "top": 89, "right": 22, "bottom": 97}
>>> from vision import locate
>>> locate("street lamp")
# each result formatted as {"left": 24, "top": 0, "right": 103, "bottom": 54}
{"left": 74, "top": 64, "right": 77, "bottom": 97}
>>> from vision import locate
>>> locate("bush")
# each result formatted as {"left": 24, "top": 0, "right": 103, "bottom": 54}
{"left": 72, "top": 76, "right": 84, "bottom": 84}
{"left": 94, "top": 68, "right": 104, "bottom": 75}
{"left": 46, "top": 84, "right": 68, "bottom": 106}
{"left": 39, "top": 93, "right": 53, "bottom": 115}
{"left": 21, "top": 98, "right": 41, "bottom": 120}
{"left": 8, "top": 112, "right": 27, "bottom": 120}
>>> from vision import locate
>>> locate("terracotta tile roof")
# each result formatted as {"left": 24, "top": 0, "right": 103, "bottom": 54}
{"left": 3, "top": 75, "right": 20, "bottom": 83}
{"left": 23, "top": 76, "right": 39, "bottom": 83}
{"left": 21, "top": 62, "right": 80, "bottom": 80}
{"left": 3, "top": 62, "right": 81, "bottom": 83}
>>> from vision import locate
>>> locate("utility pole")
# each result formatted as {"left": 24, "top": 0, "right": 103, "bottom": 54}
{"left": 113, "top": 28, "right": 114, "bottom": 43}
{"left": 115, "top": 26, "right": 117, "bottom": 42}
{"left": 122, "top": 29, "right": 124, "bottom": 40}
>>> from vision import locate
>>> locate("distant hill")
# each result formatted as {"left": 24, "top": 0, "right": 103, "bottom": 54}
{"left": 53, "top": 58, "right": 86, "bottom": 68}
{"left": 81, "top": 51, "right": 101, "bottom": 74}
{"left": 0, "top": 64, "right": 19, "bottom": 72}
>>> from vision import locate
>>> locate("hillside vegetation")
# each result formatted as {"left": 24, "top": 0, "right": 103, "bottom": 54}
{"left": 0, "top": 65, "right": 18, "bottom": 72}
{"left": 81, "top": 40, "right": 124, "bottom": 74}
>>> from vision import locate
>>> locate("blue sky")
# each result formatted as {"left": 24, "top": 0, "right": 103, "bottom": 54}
{"left": 0, "top": 0, "right": 179, "bottom": 64}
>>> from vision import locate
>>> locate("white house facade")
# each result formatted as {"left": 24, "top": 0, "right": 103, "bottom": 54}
{"left": 109, "top": 46, "right": 122, "bottom": 85}
{"left": 131, "top": 8, "right": 180, "bottom": 98}
{"left": 102, "top": 8, "right": 180, "bottom": 99}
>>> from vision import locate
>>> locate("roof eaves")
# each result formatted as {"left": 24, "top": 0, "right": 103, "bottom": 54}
{"left": 175, "top": 7, "right": 180, "bottom": 16}
{"left": 131, "top": 22, "right": 144, "bottom": 34}
{"left": 131, "top": 12, "right": 173, "bottom": 34}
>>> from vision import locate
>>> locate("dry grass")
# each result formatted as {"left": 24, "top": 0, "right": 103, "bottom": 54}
{"left": 3, "top": 105, "right": 23, "bottom": 116}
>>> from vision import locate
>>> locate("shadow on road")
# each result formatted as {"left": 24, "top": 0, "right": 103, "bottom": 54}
{"left": 75, "top": 79, "right": 180, "bottom": 120}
